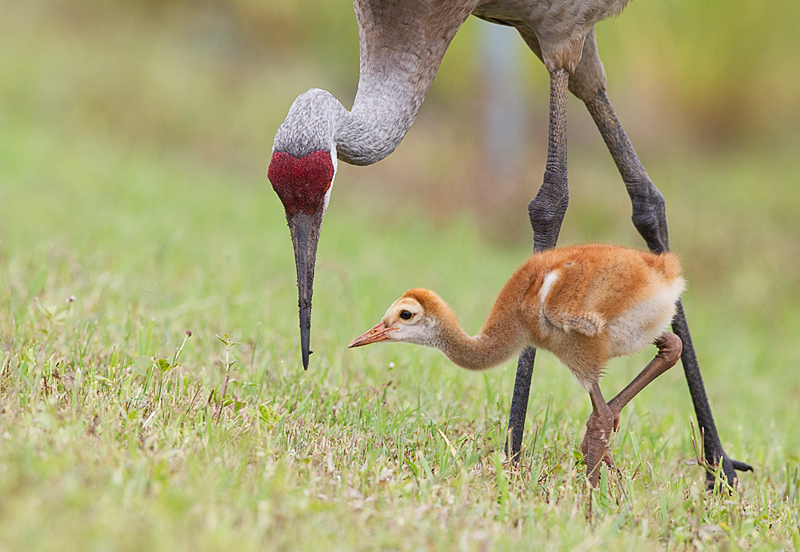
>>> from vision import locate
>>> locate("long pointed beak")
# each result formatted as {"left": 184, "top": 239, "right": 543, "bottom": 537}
{"left": 286, "top": 211, "right": 323, "bottom": 370}
{"left": 348, "top": 322, "right": 395, "bottom": 348}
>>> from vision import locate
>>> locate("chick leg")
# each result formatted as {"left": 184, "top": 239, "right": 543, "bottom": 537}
{"left": 580, "top": 332, "right": 682, "bottom": 468}
{"left": 584, "top": 381, "right": 615, "bottom": 488}
{"left": 607, "top": 332, "right": 683, "bottom": 429}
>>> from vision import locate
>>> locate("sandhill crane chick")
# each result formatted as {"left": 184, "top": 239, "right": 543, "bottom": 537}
{"left": 350, "top": 243, "right": 685, "bottom": 486}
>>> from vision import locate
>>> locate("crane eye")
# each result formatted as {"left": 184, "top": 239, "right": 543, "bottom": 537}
{"left": 399, "top": 310, "right": 413, "bottom": 320}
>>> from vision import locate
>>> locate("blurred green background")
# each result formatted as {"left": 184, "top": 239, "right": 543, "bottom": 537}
{"left": 1, "top": 0, "right": 800, "bottom": 548}
{"left": 4, "top": 0, "right": 799, "bottom": 237}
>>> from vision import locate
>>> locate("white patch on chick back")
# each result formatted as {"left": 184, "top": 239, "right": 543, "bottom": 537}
{"left": 539, "top": 270, "right": 559, "bottom": 302}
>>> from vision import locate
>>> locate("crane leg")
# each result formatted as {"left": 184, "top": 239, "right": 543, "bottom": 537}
{"left": 505, "top": 346, "right": 536, "bottom": 462}
{"left": 583, "top": 89, "right": 753, "bottom": 489}
{"left": 529, "top": 69, "right": 570, "bottom": 252}
{"left": 505, "top": 68, "right": 570, "bottom": 463}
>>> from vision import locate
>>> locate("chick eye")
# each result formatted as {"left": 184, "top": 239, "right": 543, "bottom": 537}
{"left": 399, "top": 310, "right": 413, "bottom": 320}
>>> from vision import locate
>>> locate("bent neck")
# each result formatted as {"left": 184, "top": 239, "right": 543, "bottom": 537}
{"left": 334, "top": 74, "right": 425, "bottom": 166}
{"left": 273, "top": 3, "right": 472, "bottom": 166}
{"left": 432, "top": 298, "right": 528, "bottom": 372}
{"left": 272, "top": 79, "right": 427, "bottom": 167}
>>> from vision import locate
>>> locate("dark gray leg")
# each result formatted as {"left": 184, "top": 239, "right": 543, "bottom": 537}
{"left": 530, "top": 69, "right": 570, "bottom": 252}
{"left": 584, "top": 90, "right": 752, "bottom": 489}
{"left": 505, "top": 69, "right": 570, "bottom": 462}
{"left": 504, "top": 346, "right": 536, "bottom": 461}
{"left": 583, "top": 90, "right": 668, "bottom": 253}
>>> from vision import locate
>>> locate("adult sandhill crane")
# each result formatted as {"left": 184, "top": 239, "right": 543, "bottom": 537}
{"left": 267, "top": 0, "right": 752, "bottom": 487}
{"left": 349, "top": 244, "right": 685, "bottom": 487}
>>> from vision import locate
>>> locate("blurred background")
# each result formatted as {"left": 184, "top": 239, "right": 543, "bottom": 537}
{"left": 4, "top": 0, "right": 799, "bottom": 235}
{"left": 1, "top": 0, "right": 799, "bottom": 425}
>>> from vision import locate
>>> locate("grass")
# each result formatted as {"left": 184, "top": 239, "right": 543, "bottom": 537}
{"left": 2, "top": 1, "right": 800, "bottom": 550}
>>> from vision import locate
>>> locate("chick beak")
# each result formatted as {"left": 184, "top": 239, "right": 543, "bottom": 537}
{"left": 348, "top": 322, "right": 396, "bottom": 348}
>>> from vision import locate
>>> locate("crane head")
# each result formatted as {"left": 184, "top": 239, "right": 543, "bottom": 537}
{"left": 268, "top": 149, "right": 336, "bottom": 370}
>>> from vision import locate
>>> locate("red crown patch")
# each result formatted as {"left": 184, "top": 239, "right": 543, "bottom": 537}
{"left": 268, "top": 151, "right": 334, "bottom": 215}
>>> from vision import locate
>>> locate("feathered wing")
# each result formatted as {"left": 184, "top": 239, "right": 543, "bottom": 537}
{"left": 537, "top": 259, "right": 607, "bottom": 337}
{"left": 542, "top": 305, "right": 606, "bottom": 336}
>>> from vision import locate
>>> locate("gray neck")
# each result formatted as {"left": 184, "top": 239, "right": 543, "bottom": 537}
{"left": 274, "top": 1, "right": 474, "bottom": 166}
{"left": 335, "top": 71, "right": 424, "bottom": 166}
{"left": 273, "top": 73, "right": 432, "bottom": 167}
{"left": 273, "top": 89, "right": 347, "bottom": 160}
